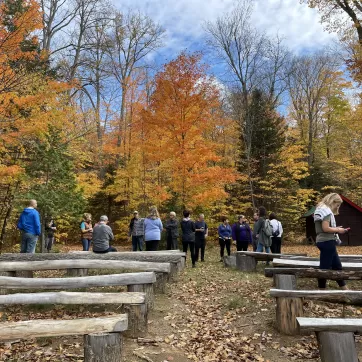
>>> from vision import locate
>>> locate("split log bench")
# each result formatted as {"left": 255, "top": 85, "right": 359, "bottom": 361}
{"left": 269, "top": 289, "right": 362, "bottom": 336}
{"left": 0, "top": 314, "right": 128, "bottom": 362}
{"left": 235, "top": 252, "right": 308, "bottom": 272}
{"left": 297, "top": 317, "right": 362, "bottom": 362}
{"left": 0, "top": 291, "right": 147, "bottom": 338}
{"left": 280, "top": 255, "right": 362, "bottom": 262}
{"left": 272, "top": 258, "right": 362, "bottom": 270}
{"left": 0, "top": 272, "right": 156, "bottom": 310}
{"left": 0, "top": 253, "right": 184, "bottom": 281}
{"left": 0, "top": 260, "right": 171, "bottom": 294}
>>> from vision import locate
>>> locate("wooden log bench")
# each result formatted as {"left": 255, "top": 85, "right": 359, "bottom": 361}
{"left": 0, "top": 260, "right": 171, "bottom": 294}
{"left": 0, "top": 314, "right": 128, "bottom": 362}
{"left": 280, "top": 255, "right": 362, "bottom": 262}
{"left": 235, "top": 252, "right": 308, "bottom": 272}
{"left": 0, "top": 272, "right": 156, "bottom": 310}
{"left": 0, "top": 291, "right": 147, "bottom": 338}
{"left": 270, "top": 289, "right": 362, "bottom": 335}
{"left": 0, "top": 253, "right": 184, "bottom": 281}
{"left": 272, "top": 258, "right": 362, "bottom": 271}
{"left": 297, "top": 317, "right": 362, "bottom": 362}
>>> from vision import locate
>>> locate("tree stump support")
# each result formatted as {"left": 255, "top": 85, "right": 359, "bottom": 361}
{"left": 235, "top": 254, "right": 256, "bottom": 271}
{"left": 0, "top": 272, "right": 15, "bottom": 295}
{"left": 274, "top": 274, "right": 297, "bottom": 290}
{"left": 15, "top": 270, "right": 33, "bottom": 278}
{"left": 127, "top": 283, "right": 154, "bottom": 310}
{"left": 169, "top": 263, "right": 178, "bottom": 281}
{"left": 317, "top": 331, "right": 358, "bottom": 362}
{"left": 122, "top": 304, "right": 147, "bottom": 338}
{"left": 84, "top": 332, "right": 123, "bottom": 362}
{"left": 66, "top": 268, "right": 88, "bottom": 277}
{"left": 154, "top": 273, "right": 167, "bottom": 294}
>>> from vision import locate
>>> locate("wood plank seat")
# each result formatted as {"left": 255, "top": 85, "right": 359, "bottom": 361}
{"left": 265, "top": 267, "right": 362, "bottom": 280}
{"left": 0, "top": 291, "right": 147, "bottom": 338}
{"left": 0, "top": 260, "right": 171, "bottom": 293}
{"left": 0, "top": 272, "right": 156, "bottom": 310}
{"left": 297, "top": 317, "right": 361, "bottom": 362}
{"left": 280, "top": 255, "right": 362, "bottom": 262}
{"left": 0, "top": 314, "right": 128, "bottom": 362}
{"left": 272, "top": 258, "right": 362, "bottom": 271}
{"left": 235, "top": 252, "right": 308, "bottom": 272}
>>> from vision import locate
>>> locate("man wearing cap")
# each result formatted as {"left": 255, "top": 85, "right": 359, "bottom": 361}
{"left": 129, "top": 211, "right": 144, "bottom": 251}
{"left": 92, "top": 215, "right": 117, "bottom": 253}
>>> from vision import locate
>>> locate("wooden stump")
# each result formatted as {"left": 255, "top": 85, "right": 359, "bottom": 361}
{"left": 122, "top": 304, "right": 147, "bottom": 338}
{"left": 223, "top": 255, "right": 236, "bottom": 268}
{"left": 317, "top": 331, "right": 358, "bottom": 362}
{"left": 235, "top": 254, "right": 256, "bottom": 272}
{"left": 84, "top": 332, "right": 122, "bottom": 362}
{"left": 15, "top": 270, "right": 33, "bottom": 278}
{"left": 276, "top": 297, "right": 303, "bottom": 335}
{"left": 0, "top": 272, "right": 15, "bottom": 295}
{"left": 154, "top": 273, "right": 167, "bottom": 294}
{"left": 66, "top": 268, "right": 88, "bottom": 277}
{"left": 169, "top": 263, "right": 178, "bottom": 281}
{"left": 127, "top": 284, "right": 154, "bottom": 310}
{"left": 275, "top": 274, "right": 297, "bottom": 290}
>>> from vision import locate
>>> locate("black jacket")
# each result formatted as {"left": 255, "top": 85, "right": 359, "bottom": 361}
{"left": 165, "top": 218, "right": 179, "bottom": 239}
{"left": 181, "top": 219, "right": 195, "bottom": 243}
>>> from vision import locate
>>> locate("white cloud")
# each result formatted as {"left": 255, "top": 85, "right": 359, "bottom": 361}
{"left": 111, "top": 0, "right": 337, "bottom": 55}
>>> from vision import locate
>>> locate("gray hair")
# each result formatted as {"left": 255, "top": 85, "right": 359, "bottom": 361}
{"left": 100, "top": 215, "right": 108, "bottom": 222}
{"left": 199, "top": 213, "right": 204, "bottom": 218}
{"left": 170, "top": 211, "right": 176, "bottom": 217}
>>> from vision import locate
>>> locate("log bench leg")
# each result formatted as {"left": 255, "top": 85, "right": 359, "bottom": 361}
{"left": 84, "top": 332, "right": 123, "bottom": 361}
{"left": 127, "top": 283, "right": 154, "bottom": 310}
{"left": 276, "top": 297, "right": 303, "bottom": 335}
{"left": 66, "top": 268, "right": 88, "bottom": 277}
{"left": 15, "top": 270, "right": 33, "bottom": 278}
{"left": 169, "top": 263, "right": 179, "bottom": 281}
{"left": 122, "top": 304, "right": 148, "bottom": 338}
{"left": 275, "top": 274, "right": 297, "bottom": 290}
{"left": 154, "top": 273, "right": 167, "bottom": 294}
{"left": 235, "top": 254, "right": 256, "bottom": 272}
{"left": 317, "top": 331, "right": 358, "bottom": 362}
{"left": 0, "top": 272, "right": 15, "bottom": 295}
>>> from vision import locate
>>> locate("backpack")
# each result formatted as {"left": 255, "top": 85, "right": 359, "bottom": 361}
{"left": 263, "top": 219, "right": 273, "bottom": 238}
{"left": 272, "top": 221, "right": 280, "bottom": 237}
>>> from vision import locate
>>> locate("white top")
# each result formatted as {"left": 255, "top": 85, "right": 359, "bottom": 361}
{"left": 270, "top": 219, "right": 283, "bottom": 237}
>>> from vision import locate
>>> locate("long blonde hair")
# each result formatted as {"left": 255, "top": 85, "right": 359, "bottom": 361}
{"left": 317, "top": 193, "right": 343, "bottom": 215}
{"left": 147, "top": 206, "right": 159, "bottom": 220}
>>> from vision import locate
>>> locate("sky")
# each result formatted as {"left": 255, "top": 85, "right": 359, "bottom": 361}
{"left": 112, "top": 0, "right": 337, "bottom": 59}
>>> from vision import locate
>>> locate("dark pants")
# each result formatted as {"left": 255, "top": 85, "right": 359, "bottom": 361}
{"left": 132, "top": 235, "right": 143, "bottom": 251}
{"left": 146, "top": 240, "right": 159, "bottom": 251}
{"left": 270, "top": 237, "right": 282, "bottom": 254}
{"left": 166, "top": 235, "right": 178, "bottom": 250}
{"left": 183, "top": 241, "right": 196, "bottom": 265}
{"left": 219, "top": 238, "right": 231, "bottom": 258}
{"left": 93, "top": 246, "right": 117, "bottom": 253}
{"left": 195, "top": 238, "right": 205, "bottom": 261}
{"left": 46, "top": 236, "right": 54, "bottom": 252}
{"left": 252, "top": 238, "right": 258, "bottom": 252}
{"left": 236, "top": 240, "right": 249, "bottom": 252}
{"left": 317, "top": 240, "right": 346, "bottom": 288}
{"left": 82, "top": 238, "right": 91, "bottom": 251}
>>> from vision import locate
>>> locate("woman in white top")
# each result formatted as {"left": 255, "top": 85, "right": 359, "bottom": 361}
{"left": 269, "top": 213, "right": 283, "bottom": 254}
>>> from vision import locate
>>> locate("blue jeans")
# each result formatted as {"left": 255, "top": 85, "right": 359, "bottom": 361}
{"left": 256, "top": 242, "right": 271, "bottom": 254}
{"left": 132, "top": 236, "right": 143, "bottom": 251}
{"left": 21, "top": 232, "right": 38, "bottom": 253}
{"left": 317, "top": 240, "right": 345, "bottom": 288}
{"left": 82, "top": 238, "right": 91, "bottom": 251}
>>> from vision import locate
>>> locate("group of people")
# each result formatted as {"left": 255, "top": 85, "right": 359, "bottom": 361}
{"left": 216, "top": 208, "right": 283, "bottom": 261}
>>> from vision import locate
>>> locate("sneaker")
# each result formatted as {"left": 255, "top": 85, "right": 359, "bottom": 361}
{"left": 201, "top": 259, "right": 205, "bottom": 262}
{"left": 192, "top": 264, "right": 196, "bottom": 268}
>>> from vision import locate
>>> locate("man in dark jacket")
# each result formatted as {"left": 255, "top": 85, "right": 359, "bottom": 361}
{"left": 195, "top": 213, "right": 208, "bottom": 262}
{"left": 17, "top": 199, "right": 41, "bottom": 253}
{"left": 232, "top": 215, "right": 252, "bottom": 251}
{"left": 128, "top": 211, "right": 144, "bottom": 251}
{"left": 165, "top": 211, "right": 179, "bottom": 250}
{"left": 181, "top": 210, "right": 196, "bottom": 268}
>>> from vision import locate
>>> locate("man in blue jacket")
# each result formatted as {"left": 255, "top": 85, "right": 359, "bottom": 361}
{"left": 17, "top": 200, "right": 41, "bottom": 253}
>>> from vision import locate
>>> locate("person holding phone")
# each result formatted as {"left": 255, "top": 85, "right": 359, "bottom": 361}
{"left": 195, "top": 214, "right": 208, "bottom": 262}
{"left": 314, "top": 193, "right": 348, "bottom": 290}
{"left": 218, "top": 217, "right": 232, "bottom": 261}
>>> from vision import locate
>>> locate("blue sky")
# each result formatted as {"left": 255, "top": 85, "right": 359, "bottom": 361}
{"left": 112, "top": 0, "right": 337, "bottom": 59}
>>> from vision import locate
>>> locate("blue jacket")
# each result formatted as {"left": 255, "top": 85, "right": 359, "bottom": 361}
{"left": 17, "top": 208, "right": 41, "bottom": 236}
{"left": 218, "top": 224, "right": 232, "bottom": 239}
{"left": 144, "top": 218, "right": 163, "bottom": 241}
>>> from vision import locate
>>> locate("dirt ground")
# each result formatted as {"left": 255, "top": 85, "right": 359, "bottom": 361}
{"left": 1, "top": 243, "right": 362, "bottom": 361}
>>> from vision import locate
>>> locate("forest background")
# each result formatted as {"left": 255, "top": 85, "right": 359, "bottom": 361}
{"left": 1, "top": 0, "right": 362, "bottom": 251}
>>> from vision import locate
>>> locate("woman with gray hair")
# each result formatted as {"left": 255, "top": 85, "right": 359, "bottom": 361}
{"left": 165, "top": 211, "right": 179, "bottom": 250}
{"left": 144, "top": 206, "right": 163, "bottom": 251}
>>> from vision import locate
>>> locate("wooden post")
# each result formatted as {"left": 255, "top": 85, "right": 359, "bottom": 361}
{"left": 66, "top": 268, "right": 88, "bottom": 277}
{"left": 127, "top": 284, "right": 154, "bottom": 310}
{"left": 223, "top": 256, "right": 236, "bottom": 268}
{"left": 235, "top": 254, "right": 256, "bottom": 272}
{"left": 276, "top": 297, "right": 303, "bottom": 335}
{"left": 154, "top": 273, "right": 167, "bottom": 294}
{"left": 122, "top": 304, "right": 147, "bottom": 338}
{"left": 84, "top": 333, "right": 123, "bottom": 362}
{"left": 275, "top": 274, "right": 297, "bottom": 290}
{"left": 169, "top": 263, "right": 178, "bottom": 281}
{"left": 0, "top": 272, "right": 14, "bottom": 295}
{"left": 317, "top": 331, "right": 358, "bottom": 362}
{"left": 15, "top": 270, "right": 33, "bottom": 278}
